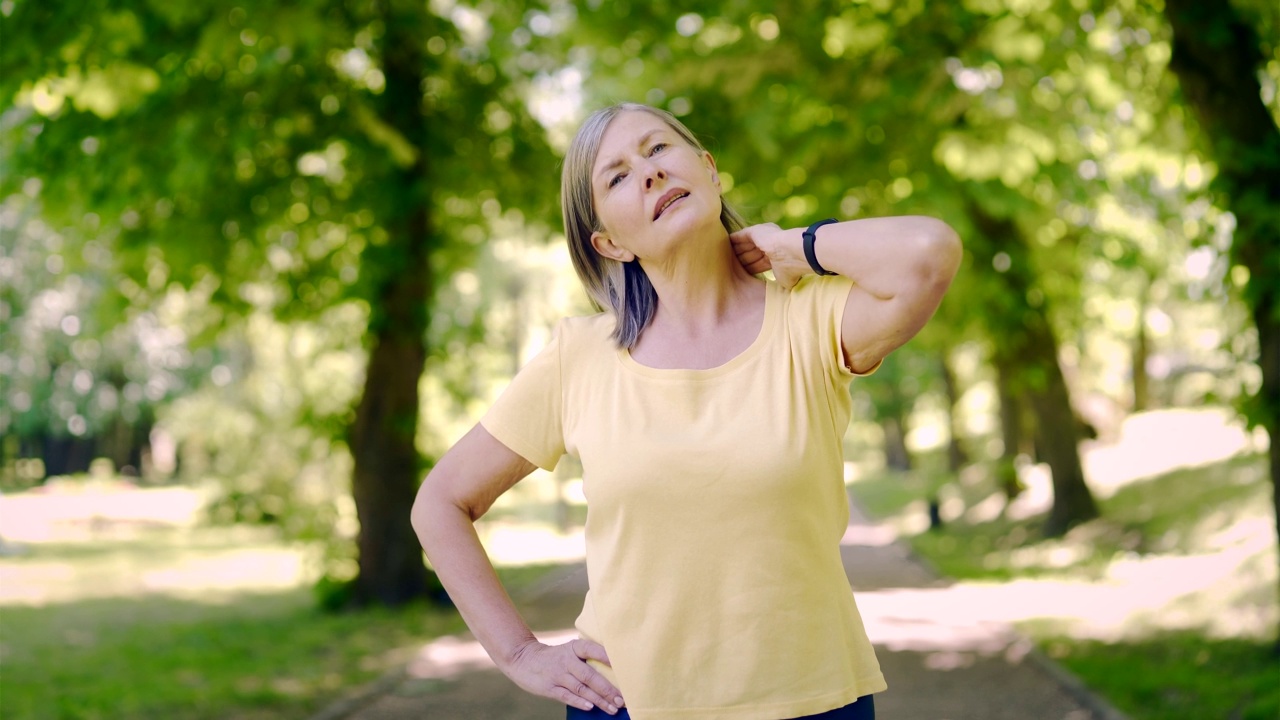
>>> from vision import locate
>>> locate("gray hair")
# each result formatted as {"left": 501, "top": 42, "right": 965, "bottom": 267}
{"left": 561, "top": 103, "right": 748, "bottom": 349}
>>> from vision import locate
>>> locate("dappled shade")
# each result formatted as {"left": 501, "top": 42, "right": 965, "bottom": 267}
{"left": 2, "top": 0, "right": 1278, "bottom": 718}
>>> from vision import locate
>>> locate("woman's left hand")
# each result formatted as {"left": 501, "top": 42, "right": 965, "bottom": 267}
{"left": 730, "top": 223, "right": 810, "bottom": 289}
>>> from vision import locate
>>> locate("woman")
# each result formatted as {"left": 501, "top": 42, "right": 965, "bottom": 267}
{"left": 411, "top": 103, "right": 961, "bottom": 719}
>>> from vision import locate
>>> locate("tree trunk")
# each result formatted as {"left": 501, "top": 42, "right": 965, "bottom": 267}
{"left": 1025, "top": 317, "right": 1098, "bottom": 536}
{"left": 508, "top": 276, "right": 528, "bottom": 376}
{"left": 350, "top": 314, "right": 432, "bottom": 607}
{"left": 346, "top": 7, "right": 434, "bottom": 607}
{"left": 1162, "top": 0, "right": 1280, "bottom": 652}
{"left": 43, "top": 434, "right": 94, "bottom": 477}
{"left": 940, "top": 352, "right": 968, "bottom": 473}
{"left": 881, "top": 415, "right": 912, "bottom": 472}
{"left": 1132, "top": 309, "right": 1150, "bottom": 412}
{"left": 993, "top": 354, "right": 1024, "bottom": 500}
{"left": 968, "top": 201, "right": 1099, "bottom": 535}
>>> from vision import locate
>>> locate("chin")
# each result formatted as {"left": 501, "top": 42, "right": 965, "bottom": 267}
{"left": 660, "top": 202, "right": 722, "bottom": 240}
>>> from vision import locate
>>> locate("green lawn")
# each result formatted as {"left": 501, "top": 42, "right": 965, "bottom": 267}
{"left": 0, "top": 529, "right": 561, "bottom": 720}
{"left": 1049, "top": 634, "right": 1280, "bottom": 720}
{"left": 848, "top": 452, "right": 1279, "bottom": 720}
{"left": 853, "top": 453, "right": 1270, "bottom": 581}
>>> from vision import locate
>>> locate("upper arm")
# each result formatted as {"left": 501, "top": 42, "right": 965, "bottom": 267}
{"left": 839, "top": 284, "right": 926, "bottom": 374}
{"left": 839, "top": 231, "right": 961, "bottom": 374}
{"left": 415, "top": 423, "right": 539, "bottom": 523}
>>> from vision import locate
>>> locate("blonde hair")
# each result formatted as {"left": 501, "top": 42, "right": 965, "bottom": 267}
{"left": 561, "top": 103, "right": 748, "bottom": 349}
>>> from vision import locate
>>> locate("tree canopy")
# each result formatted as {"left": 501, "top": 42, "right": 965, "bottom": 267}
{"left": 2, "top": 0, "right": 1276, "bottom": 608}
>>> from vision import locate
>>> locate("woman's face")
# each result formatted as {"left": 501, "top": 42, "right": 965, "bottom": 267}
{"left": 589, "top": 110, "right": 722, "bottom": 263}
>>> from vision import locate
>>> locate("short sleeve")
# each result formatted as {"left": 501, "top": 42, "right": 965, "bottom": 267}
{"left": 788, "top": 275, "right": 881, "bottom": 384}
{"left": 480, "top": 321, "right": 566, "bottom": 471}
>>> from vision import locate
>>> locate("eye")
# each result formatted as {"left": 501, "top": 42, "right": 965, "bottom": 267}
{"left": 607, "top": 172, "right": 626, "bottom": 189}
{"left": 649, "top": 142, "right": 668, "bottom": 155}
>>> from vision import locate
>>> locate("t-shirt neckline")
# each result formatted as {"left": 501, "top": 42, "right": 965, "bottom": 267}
{"left": 617, "top": 280, "right": 778, "bottom": 381}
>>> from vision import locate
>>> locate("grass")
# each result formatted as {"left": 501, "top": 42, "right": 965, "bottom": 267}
{"left": 2, "top": 590, "right": 463, "bottom": 720}
{"left": 0, "top": 528, "right": 564, "bottom": 720}
{"left": 852, "top": 452, "right": 1270, "bottom": 582}
{"left": 1047, "top": 633, "right": 1280, "bottom": 720}
{"left": 847, "top": 450, "right": 1279, "bottom": 720}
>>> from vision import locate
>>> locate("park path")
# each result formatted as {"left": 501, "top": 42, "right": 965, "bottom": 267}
{"left": 312, "top": 499, "right": 1127, "bottom": 720}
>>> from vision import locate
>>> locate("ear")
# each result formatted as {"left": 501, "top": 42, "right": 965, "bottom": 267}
{"left": 591, "top": 231, "right": 636, "bottom": 263}
{"left": 702, "top": 151, "right": 721, "bottom": 192}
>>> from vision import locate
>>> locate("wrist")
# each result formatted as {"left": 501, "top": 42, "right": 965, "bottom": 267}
{"left": 769, "top": 227, "right": 811, "bottom": 273}
{"left": 802, "top": 218, "right": 840, "bottom": 276}
{"left": 497, "top": 632, "right": 540, "bottom": 671}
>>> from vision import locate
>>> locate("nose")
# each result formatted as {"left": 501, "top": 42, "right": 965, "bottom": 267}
{"left": 642, "top": 162, "right": 666, "bottom": 190}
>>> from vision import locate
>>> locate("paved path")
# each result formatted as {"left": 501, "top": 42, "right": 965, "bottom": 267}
{"left": 315, "top": 501, "right": 1125, "bottom": 720}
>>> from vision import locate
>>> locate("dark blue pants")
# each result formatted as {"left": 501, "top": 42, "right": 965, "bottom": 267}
{"left": 566, "top": 694, "right": 875, "bottom": 719}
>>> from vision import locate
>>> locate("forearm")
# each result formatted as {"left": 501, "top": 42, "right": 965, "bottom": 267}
{"left": 775, "top": 216, "right": 961, "bottom": 297}
{"left": 412, "top": 492, "right": 536, "bottom": 670}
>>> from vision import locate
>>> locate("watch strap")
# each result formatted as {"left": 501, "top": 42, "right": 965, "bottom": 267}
{"left": 802, "top": 218, "right": 839, "bottom": 276}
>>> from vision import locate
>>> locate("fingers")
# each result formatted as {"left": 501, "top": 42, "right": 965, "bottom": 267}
{"left": 729, "top": 233, "right": 760, "bottom": 252}
{"left": 561, "top": 666, "right": 622, "bottom": 714}
{"left": 733, "top": 244, "right": 771, "bottom": 274}
{"left": 568, "top": 641, "right": 625, "bottom": 710}
{"left": 730, "top": 232, "right": 772, "bottom": 274}
{"left": 732, "top": 242, "right": 766, "bottom": 260}
{"left": 730, "top": 221, "right": 781, "bottom": 240}
{"left": 508, "top": 640, "right": 626, "bottom": 715}
{"left": 551, "top": 685, "right": 603, "bottom": 714}
{"left": 572, "top": 638, "right": 612, "bottom": 666}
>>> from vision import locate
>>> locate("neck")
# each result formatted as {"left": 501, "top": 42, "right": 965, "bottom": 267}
{"left": 638, "top": 224, "right": 762, "bottom": 335}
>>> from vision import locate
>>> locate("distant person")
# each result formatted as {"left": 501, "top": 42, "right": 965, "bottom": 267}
{"left": 412, "top": 102, "right": 961, "bottom": 719}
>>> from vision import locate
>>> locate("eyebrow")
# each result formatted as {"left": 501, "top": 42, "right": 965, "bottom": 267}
{"left": 594, "top": 129, "right": 667, "bottom": 183}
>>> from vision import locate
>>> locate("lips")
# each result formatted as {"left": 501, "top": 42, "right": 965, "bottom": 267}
{"left": 652, "top": 188, "right": 690, "bottom": 221}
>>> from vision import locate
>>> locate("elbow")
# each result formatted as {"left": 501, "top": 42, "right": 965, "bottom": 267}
{"left": 410, "top": 477, "right": 435, "bottom": 541}
{"left": 411, "top": 467, "right": 481, "bottom": 542}
{"left": 410, "top": 469, "right": 457, "bottom": 542}
{"left": 915, "top": 218, "right": 962, "bottom": 289}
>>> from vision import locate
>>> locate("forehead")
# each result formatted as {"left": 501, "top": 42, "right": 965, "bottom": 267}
{"left": 593, "top": 111, "right": 677, "bottom": 168}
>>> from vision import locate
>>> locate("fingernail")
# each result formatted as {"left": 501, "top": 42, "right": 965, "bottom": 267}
{"left": 606, "top": 705, "right": 617, "bottom": 714}
{"left": 615, "top": 696, "right": 625, "bottom": 707}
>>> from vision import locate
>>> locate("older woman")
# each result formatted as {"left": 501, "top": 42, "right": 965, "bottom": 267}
{"left": 412, "top": 103, "right": 961, "bottom": 720}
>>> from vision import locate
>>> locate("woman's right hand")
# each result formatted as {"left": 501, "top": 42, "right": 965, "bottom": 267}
{"left": 504, "top": 638, "right": 626, "bottom": 715}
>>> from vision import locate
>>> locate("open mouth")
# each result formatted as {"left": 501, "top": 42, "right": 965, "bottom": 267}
{"left": 653, "top": 191, "right": 690, "bottom": 220}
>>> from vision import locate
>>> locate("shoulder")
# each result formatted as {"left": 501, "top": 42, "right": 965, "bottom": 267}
{"left": 558, "top": 311, "right": 614, "bottom": 341}
{"left": 555, "top": 311, "right": 617, "bottom": 357}
{"left": 782, "top": 275, "right": 855, "bottom": 313}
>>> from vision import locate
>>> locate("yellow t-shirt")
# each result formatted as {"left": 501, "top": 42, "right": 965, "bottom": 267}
{"left": 481, "top": 275, "right": 887, "bottom": 720}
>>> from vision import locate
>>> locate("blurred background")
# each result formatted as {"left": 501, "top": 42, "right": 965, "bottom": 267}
{"left": 1, "top": 0, "right": 1277, "bottom": 718}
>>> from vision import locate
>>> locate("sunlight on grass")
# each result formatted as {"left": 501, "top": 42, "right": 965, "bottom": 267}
{"left": 0, "top": 586, "right": 469, "bottom": 720}
{"left": 0, "top": 528, "right": 311, "bottom": 605}
{"left": 853, "top": 452, "right": 1276, "bottom": 638}
{"left": 847, "top": 407, "right": 1278, "bottom": 720}
{"left": 0, "top": 535, "right": 564, "bottom": 720}
{"left": 1083, "top": 408, "right": 1268, "bottom": 498}
{"left": 0, "top": 479, "right": 575, "bottom": 720}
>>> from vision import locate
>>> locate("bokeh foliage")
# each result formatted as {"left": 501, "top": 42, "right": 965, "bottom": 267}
{"left": 1, "top": 0, "right": 1277, "bottom": 604}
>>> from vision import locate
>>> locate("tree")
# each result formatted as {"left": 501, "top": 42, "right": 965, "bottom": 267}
{"left": 860, "top": 350, "right": 933, "bottom": 473}
{"left": 1, "top": 0, "right": 561, "bottom": 606}
{"left": 1159, "top": 0, "right": 1280, "bottom": 648}
{"left": 966, "top": 194, "right": 1100, "bottom": 532}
